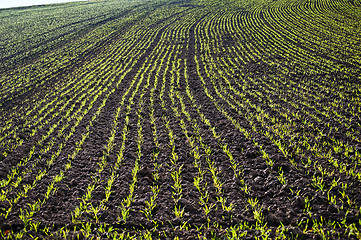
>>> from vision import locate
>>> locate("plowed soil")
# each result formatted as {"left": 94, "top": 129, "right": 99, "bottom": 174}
{"left": 1, "top": 0, "right": 361, "bottom": 239}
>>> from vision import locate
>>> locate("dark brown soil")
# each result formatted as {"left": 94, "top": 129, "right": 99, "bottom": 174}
{"left": 1, "top": 0, "right": 361, "bottom": 239}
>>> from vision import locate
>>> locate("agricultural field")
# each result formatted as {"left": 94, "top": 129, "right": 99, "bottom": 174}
{"left": 0, "top": 0, "right": 361, "bottom": 238}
